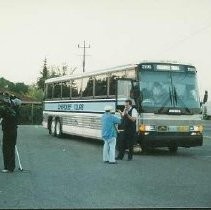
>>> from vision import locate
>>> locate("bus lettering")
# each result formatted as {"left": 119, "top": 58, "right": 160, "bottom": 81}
{"left": 74, "top": 104, "right": 84, "bottom": 111}
{"left": 58, "top": 104, "right": 72, "bottom": 111}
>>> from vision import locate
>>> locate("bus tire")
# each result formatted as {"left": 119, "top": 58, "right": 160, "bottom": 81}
{"left": 140, "top": 144, "right": 148, "bottom": 153}
{"left": 55, "top": 119, "right": 63, "bottom": 138}
{"left": 168, "top": 145, "right": 178, "bottom": 153}
{"left": 49, "top": 118, "right": 56, "bottom": 136}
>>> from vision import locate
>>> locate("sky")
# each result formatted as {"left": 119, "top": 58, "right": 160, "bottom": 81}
{"left": 0, "top": 0, "right": 211, "bottom": 98}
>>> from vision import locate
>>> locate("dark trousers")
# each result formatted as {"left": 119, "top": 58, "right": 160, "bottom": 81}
{"left": 117, "top": 131, "right": 135, "bottom": 160}
{"left": 2, "top": 129, "right": 17, "bottom": 171}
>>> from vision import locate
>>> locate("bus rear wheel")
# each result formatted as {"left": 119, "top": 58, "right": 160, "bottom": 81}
{"left": 55, "top": 119, "right": 63, "bottom": 138}
{"left": 140, "top": 144, "right": 149, "bottom": 153}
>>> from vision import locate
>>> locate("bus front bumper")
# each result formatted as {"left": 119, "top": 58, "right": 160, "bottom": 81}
{"left": 139, "top": 132, "right": 203, "bottom": 148}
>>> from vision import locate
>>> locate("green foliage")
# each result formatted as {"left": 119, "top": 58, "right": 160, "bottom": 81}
{"left": 0, "top": 77, "right": 12, "bottom": 89}
{"left": 37, "top": 58, "right": 49, "bottom": 91}
{"left": 11, "top": 82, "right": 28, "bottom": 94}
{"left": 26, "top": 86, "right": 44, "bottom": 101}
{"left": 0, "top": 77, "right": 29, "bottom": 95}
{"left": 19, "top": 103, "right": 43, "bottom": 125}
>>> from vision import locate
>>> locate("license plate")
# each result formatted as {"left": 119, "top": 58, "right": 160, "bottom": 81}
{"left": 158, "top": 126, "right": 168, "bottom": 132}
{"left": 178, "top": 126, "right": 189, "bottom": 132}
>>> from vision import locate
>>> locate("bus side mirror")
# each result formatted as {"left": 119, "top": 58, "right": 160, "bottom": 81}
{"left": 203, "top": 90, "right": 208, "bottom": 104}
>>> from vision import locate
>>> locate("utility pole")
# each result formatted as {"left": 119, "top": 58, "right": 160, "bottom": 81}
{"left": 78, "top": 40, "right": 90, "bottom": 73}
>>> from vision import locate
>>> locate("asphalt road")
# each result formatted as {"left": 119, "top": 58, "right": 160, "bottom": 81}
{"left": 203, "top": 120, "right": 211, "bottom": 138}
{"left": 0, "top": 122, "right": 211, "bottom": 209}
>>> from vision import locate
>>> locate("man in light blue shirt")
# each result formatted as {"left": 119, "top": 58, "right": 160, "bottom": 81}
{"left": 101, "top": 105, "right": 121, "bottom": 164}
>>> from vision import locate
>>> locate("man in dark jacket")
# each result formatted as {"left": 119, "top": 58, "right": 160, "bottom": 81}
{"left": 0, "top": 93, "right": 21, "bottom": 173}
{"left": 116, "top": 99, "right": 138, "bottom": 161}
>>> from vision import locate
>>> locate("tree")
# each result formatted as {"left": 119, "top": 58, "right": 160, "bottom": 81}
{"left": 62, "top": 63, "right": 67, "bottom": 76}
{"left": 13, "top": 82, "right": 28, "bottom": 94}
{"left": 26, "top": 85, "right": 44, "bottom": 101}
{"left": 0, "top": 77, "right": 13, "bottom": 90}
{"left": 37, "top": 57, "right": 49, "bottom": 90}
{"left": 0, "top": 77, "right": 29, "bottom": 95}
{"left": 48, "top": 65, "right": 61, "bottom": 78}
{"left": 36, "top": 58, "right": 77, "bottom": 92}
{"left": 49, "top": 63, "right": 77, "bottom": 78}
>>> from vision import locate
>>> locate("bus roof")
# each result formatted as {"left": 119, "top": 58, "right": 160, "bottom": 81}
{"left": 45, "top": 60, "right": 194, "bottom": 84}
{"left": 139, "top": 60, "right": 194, "bottom": 66}
{"left": 45, "top": 64, "right": 137, "bottom": 84}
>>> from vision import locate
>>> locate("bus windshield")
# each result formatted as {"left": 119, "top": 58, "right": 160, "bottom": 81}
{"left": 139, "top": 69, "right": 201, "bottom": 114}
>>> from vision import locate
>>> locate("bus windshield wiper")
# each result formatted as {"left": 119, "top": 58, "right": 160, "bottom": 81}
{"left": 156, "top": 86, "right": 192, "bottom": 115}
{"left": 173, "top": 87, "right": 192, "bottom": 114}
{"left": 173, "top": 86, "right": 177, "bottom": 106}
{"left": 155, "top": 87, "right": 172, "bottom": 114}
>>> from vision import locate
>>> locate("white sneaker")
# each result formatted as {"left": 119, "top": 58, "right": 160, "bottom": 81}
{"left": 1, "top": 169, "right": 9, "bottom": 173}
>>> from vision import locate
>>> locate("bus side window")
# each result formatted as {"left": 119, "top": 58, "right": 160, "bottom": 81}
{"left": 109, "top": 75, "right": 117, "bottom": 96}
{"left": 72, "top": 79, "right": 82, "bottom": 98}
{"left": 53, "top": 83, "right": 61, "bottom": 98}
{"left": 82, "top": 77, "right": 94, "bottom": 97}
{"left": 46, "top": 84, "right": 53, "bottom": 99}
{"left": 62, "top": 81, "right": 71, "bottom": 98}
{"left": 95, "top": 74, "right": 107, "bottom": 97}
{"left": 109, "top": 71, "right": 127, "bottom": 96}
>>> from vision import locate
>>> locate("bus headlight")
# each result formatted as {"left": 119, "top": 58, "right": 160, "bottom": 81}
{"left": 139, "top": 124, "right": 156, "bottom": 132}
{"left": 189, "top": 125, "right": 203, "bottom": 132}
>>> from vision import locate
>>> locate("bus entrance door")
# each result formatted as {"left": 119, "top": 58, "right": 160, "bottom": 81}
{"left": 116, "top": 79, "right": 135, "bottom": 111}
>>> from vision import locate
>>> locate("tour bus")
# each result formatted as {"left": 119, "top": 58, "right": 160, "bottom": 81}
{"left": 43, "top": 61, "right": 207, "bottom": 152}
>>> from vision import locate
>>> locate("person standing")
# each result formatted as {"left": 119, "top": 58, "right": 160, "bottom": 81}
{"left": 0, "top": 93, "right": 21, "bottom": 173}
{"left": 101, "top": 105, "right": 121, "bottom": 164}
{"left": 116, "top": 99, "right": 138, "bottom": 161}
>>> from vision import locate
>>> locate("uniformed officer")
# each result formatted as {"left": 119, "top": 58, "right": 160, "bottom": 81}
{"left": 116, "top": 99, "right": 138, "bottom": 161}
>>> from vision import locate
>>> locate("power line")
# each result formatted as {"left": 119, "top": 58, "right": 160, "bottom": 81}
{"left": 156, "top": 20, "right": 211, "bottom": 56}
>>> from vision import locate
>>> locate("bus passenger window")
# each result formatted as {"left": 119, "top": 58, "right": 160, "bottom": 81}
{"left": 109, "top": 71, "right": 126, "bottom": 96}
{"left": 95, "top": 75, "right": 107, "bottom": 97}
{"left": 62, "top": 81, "right": 70, "bottom": 98}
{"left": 82, "top": 77, "right": 94, "bottom": 97}
{"left": 109, "top": 75, "right": 117, "bottom": 96}
{"left": 72, "top": 79, "right": 82, "bottom": 98}
{"left": 53, "top": 83, "right": 61, "bottom": 98}
{"left": 46, "top": 83, "right": 53, "bottom": 99}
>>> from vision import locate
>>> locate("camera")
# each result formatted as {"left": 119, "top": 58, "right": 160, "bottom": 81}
{"left": 0, "top": 92, "right": 22, "bottom": 111}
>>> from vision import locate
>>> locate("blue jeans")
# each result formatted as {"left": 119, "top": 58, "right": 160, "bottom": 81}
{"left": 103, "top": 137, "right": 116, "bottom": 163}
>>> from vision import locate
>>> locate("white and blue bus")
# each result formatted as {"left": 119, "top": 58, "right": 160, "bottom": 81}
{"left": 43, "top": 61, "right": 207, "bottom": 152}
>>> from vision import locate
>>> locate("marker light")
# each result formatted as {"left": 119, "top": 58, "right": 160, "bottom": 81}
{"left": 139, "top": 124, "right": 156, "bottom": 132}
